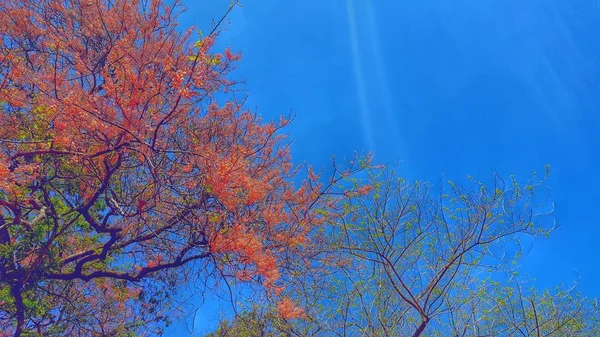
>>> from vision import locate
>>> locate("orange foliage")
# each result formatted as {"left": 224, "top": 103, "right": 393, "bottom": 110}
{"left": 0, "top": 0, "right": 365, "bottom": 334}
{"left": 277, "top": 297, "right": 306, "bottom": 320}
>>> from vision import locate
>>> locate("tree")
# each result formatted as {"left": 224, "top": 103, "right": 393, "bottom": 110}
{"left": 446, "top": 278, "right": 600, "bottom": 337}
{"left": 0, "top": 1, "right": 362, "bottom": 335}
{"left": 203, "top": 306, "right": 292, "bottom": 337}
{"left": 240, "top": 166, "right": 598, "bottom": 336}
{"left": 207, "top": 278, "right": 600, "bottom": 337}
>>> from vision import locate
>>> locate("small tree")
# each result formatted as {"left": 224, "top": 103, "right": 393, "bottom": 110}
{"left": 0, "top": 1, "right": 362, "bottom": 335}
{"left": 445, "top": 278, "right": 600, "bottom": 336}
{"left": 203, "top": 307, "right": 292, "bottom": 337}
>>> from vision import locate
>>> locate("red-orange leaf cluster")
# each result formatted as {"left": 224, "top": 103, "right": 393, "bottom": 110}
{"left": 277, "top": 296, "right": 306, "bottom": 320}
{"left": 0, "top": 0, "right": 358, "bottom": 335}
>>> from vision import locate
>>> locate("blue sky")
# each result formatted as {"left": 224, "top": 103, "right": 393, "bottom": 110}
{"left": 168, "top": 0, "right": 600, "bottom": 334}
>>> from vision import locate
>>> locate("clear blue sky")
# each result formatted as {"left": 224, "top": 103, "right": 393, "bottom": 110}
{"left": 168, "top": 0, "right": 600, "bottom": 334}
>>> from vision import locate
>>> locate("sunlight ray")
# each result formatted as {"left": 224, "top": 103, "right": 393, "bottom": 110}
{"left": 346, "top": 0, "right": 376, "bottom": 152}
{"left": 364, "top": 1, "right": 406, "bottom": 160}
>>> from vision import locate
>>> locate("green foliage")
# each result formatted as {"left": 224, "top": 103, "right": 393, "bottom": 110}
{"left": 245, "top": 166, "right": 600, "bottom": 337}
{"left": 203, "top": 308, "right": 292, "bottom": 337}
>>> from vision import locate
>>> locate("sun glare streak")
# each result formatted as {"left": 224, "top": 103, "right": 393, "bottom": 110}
{"left": 364, "top": 1, "right": 405, "bottom": 159}
{"left": 346, "top": 0, "right": 376, "bottom": 152}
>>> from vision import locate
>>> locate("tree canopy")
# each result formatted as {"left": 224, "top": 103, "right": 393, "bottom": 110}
{"left": 203, "top": 167, "right": 600, "bottom": 337}
{"left": 1, "top": 1, "right": 598, "bottom": 337}
{"left": 0, "top": 0, "right": 366, "bottom": 335}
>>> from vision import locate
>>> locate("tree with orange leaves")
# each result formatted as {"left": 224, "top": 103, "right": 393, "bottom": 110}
{"left": 0, "top": 1, "right": 363, "bottom": 335}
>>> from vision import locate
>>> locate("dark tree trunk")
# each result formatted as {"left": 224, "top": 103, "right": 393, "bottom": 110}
{"left": 412, "top": 318, "right": 429, "bottom": 337}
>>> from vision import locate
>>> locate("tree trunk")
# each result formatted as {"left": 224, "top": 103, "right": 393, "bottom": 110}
{"left": 11, "top": 283, "right": 25, "bottom": 337}
{"left": 411, "top": 318, "right": 429, "bottom": 337}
